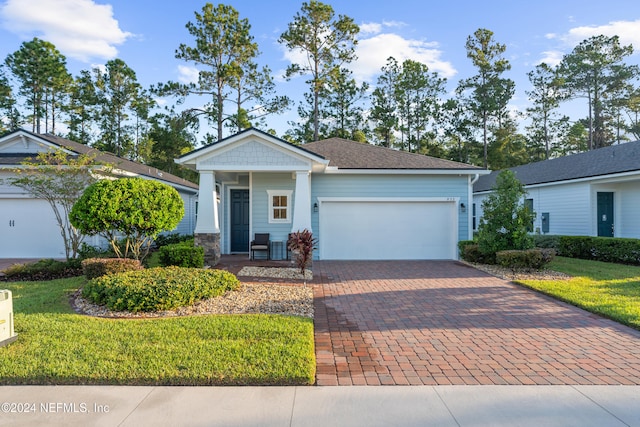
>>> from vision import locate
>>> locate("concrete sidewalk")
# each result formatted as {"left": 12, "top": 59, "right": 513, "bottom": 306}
{"left": 0, "top": 385, "right": 639, "bottom": 427}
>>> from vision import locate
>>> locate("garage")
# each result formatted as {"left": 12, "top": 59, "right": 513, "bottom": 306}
{"left": 0, "top": 199, "right": 65, "bottom": 258}
{"left": 318, "top": 198, "right": 457, "bottom": 260}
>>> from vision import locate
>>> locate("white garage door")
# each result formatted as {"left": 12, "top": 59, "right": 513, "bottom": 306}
{"left": 319, "top": 198, "right": 457, "bottom": 260}
{"left": 0, "top": 199, "right": 65, "bottom": 258}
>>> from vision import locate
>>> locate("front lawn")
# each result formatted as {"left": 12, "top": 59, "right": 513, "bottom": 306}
{"left": 0, "top": 277, "right": 315, "bottom": 385}
{"left": 517, "top": 256, "right": 640, "bottom": 330}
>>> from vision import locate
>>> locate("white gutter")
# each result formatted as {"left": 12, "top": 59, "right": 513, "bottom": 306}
{"left": 322, "top": 169, "right": 490, "bottom": 175}
{"left": 468, "top": 174, "right": 480, "bottom": 240}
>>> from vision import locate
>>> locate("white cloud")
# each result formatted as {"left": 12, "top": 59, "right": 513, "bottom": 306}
{"left": 561, "top": 19, "right": 640, "bottom": 52}
{"left": 537, "top": 50, "right": 564, "bottom": 67}
{"left": 278, "top": 22, "right": 456, "bottom": 85}
{"left": 359, "top": 22, "right": 381, "bottom": 35}
{"left": 359, "top": 20, "right": 406, "bottom": 36}
{"left": 353, "top": 33, "right": 456, "bottom": 82}
{"left": 0, "top": 0, "right": 132, "bottom": 61}
{"left": 177, "top": 65, "right": 199, "bottom": 84}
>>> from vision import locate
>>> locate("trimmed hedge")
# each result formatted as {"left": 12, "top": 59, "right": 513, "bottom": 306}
{"left": 557, "top": 235, "right": 640, "bottom": 265}
{"left": 496, "top": 248, "right": 556, "bottom": 271}
{"left": 1, "top": 258, "right": 83, "bottom": 281}
{"left": 458, "top": 240, "right": 495, "bottom": 264}
{"left": 158, "top": 240, "right": 204, "bottom": 268}
{"left": 82, "top": 267, "right": 240, "bottom": 313}
{"left": 81, "top": 257, "right": 144, "bottom": 280}
{"left": 532, "top": 234, "right": 561, "bottom": 250}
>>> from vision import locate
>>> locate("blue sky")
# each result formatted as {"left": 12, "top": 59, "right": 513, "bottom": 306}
{"left": 1, "top": 0, "right": 640, "bottom": 142}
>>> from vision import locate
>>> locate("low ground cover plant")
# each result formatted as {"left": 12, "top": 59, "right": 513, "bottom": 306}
{"left": 83, "top": 267, "right": 240, "bottom": 312}
{"left": 0, "top": 276, "right": 315, "bottom": 385}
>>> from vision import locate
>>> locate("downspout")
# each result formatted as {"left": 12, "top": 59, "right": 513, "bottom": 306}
{"left": 468, "top": 174, "right": 480, "bottom": 240}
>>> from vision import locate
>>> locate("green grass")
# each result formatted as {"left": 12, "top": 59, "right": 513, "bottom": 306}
{"left": 517, "top": 256, "right": 640, "bottom": 330}
{"left": 0, "top": 277, "right": 315, "bottom": 385}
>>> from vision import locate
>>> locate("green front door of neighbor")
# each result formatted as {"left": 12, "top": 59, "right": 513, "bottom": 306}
{"left": 230, "top": 189, "right": 249, "bottom": 252}
{"left": 597, "top": 192, "right": 614, "bottom": 237}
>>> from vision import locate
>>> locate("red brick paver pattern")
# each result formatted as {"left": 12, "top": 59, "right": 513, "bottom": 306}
{"left": 312, "top": 261, "right": 640, "bottom": 386}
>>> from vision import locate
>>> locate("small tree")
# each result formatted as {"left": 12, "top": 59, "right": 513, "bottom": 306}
{"left": 3, "top": 148, "right": 98, "bottom": 260}
{"left": 477, "top": 170, "right": 534, "bottom": 260}
{"left": 70, "top": 177, "right": 184, "bottom": 260}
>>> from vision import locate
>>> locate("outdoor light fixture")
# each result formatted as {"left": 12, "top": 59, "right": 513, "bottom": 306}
{"left": 460, "top": 202, "right": 466, "bottom": 212}
{"left": 313, "top": 202, "right": 318, "bottom": 212}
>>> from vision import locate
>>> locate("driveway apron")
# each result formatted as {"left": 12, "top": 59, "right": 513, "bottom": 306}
{"left": 312, "top": 260, "right": 640, "bottom": 386}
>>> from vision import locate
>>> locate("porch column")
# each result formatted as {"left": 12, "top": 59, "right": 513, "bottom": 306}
{"left": 194, "top": 170, "right": 220, "bottom": 265}
{"left": 291, "top": 170, "right": 312, "bottom": 232}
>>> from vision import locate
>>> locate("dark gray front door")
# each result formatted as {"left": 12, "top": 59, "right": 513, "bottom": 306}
{"left": 597, "top": 192, "right": 614, "bottom": 237}
{"left": 230, "top": 189, "right": 249, "bottom": 252}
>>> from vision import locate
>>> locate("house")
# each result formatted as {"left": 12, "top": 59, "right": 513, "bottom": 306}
{"left": 0, "top": 129, "right": 199, "bottom": 258}
{"left": 473, "top": 140, "right": 640, "bottom": 238}
{"left": 175, "top": 128, "right": 488, "bottom": 264}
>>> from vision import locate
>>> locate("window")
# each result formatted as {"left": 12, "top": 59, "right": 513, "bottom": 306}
{"left": 267, "top": 190, "right": 292, "bottom": 223}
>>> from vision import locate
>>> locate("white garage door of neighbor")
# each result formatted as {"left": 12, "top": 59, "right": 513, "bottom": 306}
{"left": 0, "top": 199, "right": 65, "bottom": 258}
{"left": 319, "top": 199, "right": 457, "bottom": 260}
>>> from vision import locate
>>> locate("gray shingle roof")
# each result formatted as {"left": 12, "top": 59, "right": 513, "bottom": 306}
{"left": 474, "top": 140, "right": 640, "bottom": 193}
{"left": 303, "top": 137, "right": 484, "bottom": 170}
{"left": 0, "top": 130, "right": 198, "bottom": 191}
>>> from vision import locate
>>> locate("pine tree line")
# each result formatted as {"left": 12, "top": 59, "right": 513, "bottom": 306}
{"left": 1, "top": 1, "right": 638, "bottom": 176}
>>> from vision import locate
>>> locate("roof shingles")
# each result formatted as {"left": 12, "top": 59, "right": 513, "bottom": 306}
{"left": 1, "top": 131, "right": 198, "bottom": 190}
{"left": 303, "top": 137, "right": 483, "bottom": 170}
{"left": 474, "top": 140, "right": 640, "bottom": 192}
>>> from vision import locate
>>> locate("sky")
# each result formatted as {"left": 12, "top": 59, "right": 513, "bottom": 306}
{"left": 1, "top": 0, "right": 640, "bottom": 143}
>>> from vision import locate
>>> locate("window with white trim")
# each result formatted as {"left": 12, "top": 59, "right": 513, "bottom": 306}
{"left": 267, "top": 190, "right": 292, "bottom": 223}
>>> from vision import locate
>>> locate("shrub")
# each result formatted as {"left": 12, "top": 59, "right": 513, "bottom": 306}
{"left": 477, "top": 170, "right": 535, "bottom": 260}
{"left": 557, "top": 236, "right": 640, "bottom": 265}
{"left": 154, "top": 233, "right": 193, "bottom": 248}
{"left": 1, "top": 258, "right": 83, "bottom": 281}
{"left": 459, "top": 243, "right": 486, "bottom": 263}
{"left": 288, "top": 229, "right": 317, "bottom": 275}
{"left": 70, "top": 177, "right": 184, "bottom": 260}
{"left": 496, "top": 248, "right": 556, "bottom": 271}
{"left": 458, "top": 240, "right": 475, "bottom": 256}
{"left": 81, "top": 257, "right": 143, "bottom": 280}
{"left": 158, "top": 240, "right": 204, "bottom": 268}
{"left": 82, "top": 267, "right": 241, "bottom": 312}
{"left": 533, "top": 234, "right": 561, "bottom": 250}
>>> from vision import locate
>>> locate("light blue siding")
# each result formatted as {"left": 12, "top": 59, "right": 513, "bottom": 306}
{"left": 475, "top": 178, "right": 640, "bottom": 239}
{"left": 619, "top": 181, "right": 640, "bottom": 238}
{"left": 172, "top": 190, "right": 197, "bottom": 236}
{"left": 251, "top": 172, "right": 296, "bottom": 249}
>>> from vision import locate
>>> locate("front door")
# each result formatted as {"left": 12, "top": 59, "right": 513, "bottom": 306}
{"left": 230, "top": 189, "right": 250, "bottom": 252}
{"left": 597, "top": 192, "right": 614, "bottom": 237}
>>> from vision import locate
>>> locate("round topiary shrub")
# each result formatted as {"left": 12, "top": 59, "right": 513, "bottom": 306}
{"left": 158, "top": 240, "right": 204, "bottom": 268}
{"left": 82, "top": 267, "right": 240, "bottom": 313}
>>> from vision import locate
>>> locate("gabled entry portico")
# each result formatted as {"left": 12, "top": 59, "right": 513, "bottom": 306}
{"left": 176, "top": 128, "right": 329, "bottom": 265}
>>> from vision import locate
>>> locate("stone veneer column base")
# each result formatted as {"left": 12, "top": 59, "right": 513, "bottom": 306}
{"left": 195, "top": 233, "right": 221, "bottom": 266}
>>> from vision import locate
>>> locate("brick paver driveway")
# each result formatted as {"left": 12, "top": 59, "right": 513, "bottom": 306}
{"left": 312, "top": 260, "right": 640, "bottom": 386}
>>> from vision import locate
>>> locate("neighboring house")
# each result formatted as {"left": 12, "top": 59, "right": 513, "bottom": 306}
{"left": 473, "top": 140, "right": 640, "bottom": 239}
{"left": 176, "top": 128, "right": 488, "bottom": 264}
{"left": 0, "top": 129, "right": 199, "bottom": 258}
